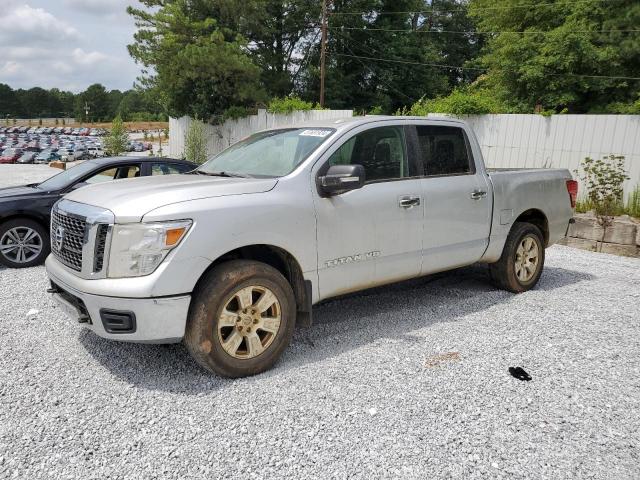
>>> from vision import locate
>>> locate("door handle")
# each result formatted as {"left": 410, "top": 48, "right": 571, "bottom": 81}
{"left": 399, "top": 196, "right": 421, "bottom": 208}
{"left": 470, "top": 190, "right": 487, "bottom": 200}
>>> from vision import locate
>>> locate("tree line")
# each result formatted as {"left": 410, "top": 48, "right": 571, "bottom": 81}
{"left": 126, "top": 0, "right": 640, "bottom": 120}
{"left": 0, "top": 83, "right": 166, "bottom": 122}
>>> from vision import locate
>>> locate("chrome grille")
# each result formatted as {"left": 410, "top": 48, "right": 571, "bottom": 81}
{"left": 51, "top": 210, "right": 86, "bottom": 271}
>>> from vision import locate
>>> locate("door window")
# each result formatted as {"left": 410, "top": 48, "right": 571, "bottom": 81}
{"left": 151, "top": 163, "right": 193, "bottom": 175}
{"left": 84, "top": 165, "right": 140, "bottom": 184}
{"left": 327, "top": 126, "right": 413, "bottom": 182}
{"left": 416, "top": 126, "right": 473, "bottom": 176}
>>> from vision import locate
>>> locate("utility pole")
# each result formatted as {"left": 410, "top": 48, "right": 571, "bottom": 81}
{"left": 84, "top": 102, "right": 90, "bottom": 125}
{"left": 319, "top": 0, "right": 330, "bottom": 107}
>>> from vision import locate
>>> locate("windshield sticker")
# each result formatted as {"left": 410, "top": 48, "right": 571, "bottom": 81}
{"left": 300, "top": 129, "right": 332, "bottom": 137}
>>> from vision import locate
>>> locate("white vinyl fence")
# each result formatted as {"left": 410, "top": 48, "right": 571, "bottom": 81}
{"left": 169, "top": 109, "right": 353, "bottom": 159}
{"left": 451, "top": 114, "right": 640, "bottom": 195}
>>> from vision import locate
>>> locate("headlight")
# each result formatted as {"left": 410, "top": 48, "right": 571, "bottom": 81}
{"left": 107, "top": 220, "right": 192, "bottom": 278}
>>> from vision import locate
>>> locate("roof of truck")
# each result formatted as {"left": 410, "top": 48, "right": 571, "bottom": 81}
{"left": 277, "top": 115, "right": 466, "bottom": 131}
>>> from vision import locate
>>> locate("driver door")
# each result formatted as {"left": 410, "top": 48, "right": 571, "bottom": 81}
{"left": 313, "top": 124, "right": 424, "bottom": 300}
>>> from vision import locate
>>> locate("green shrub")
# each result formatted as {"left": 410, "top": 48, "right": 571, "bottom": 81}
{"left": 626, "top": 185, "right": 640, "bottom": 218}
{"left": 104, "top": 115, "right": 129, "bottom": 156}
{"left": 184, "top": 117, "right": 207, "bottom": 164}
{"left": 403, "top": 89, "right": 506, "bottom": 116}
{"left": 222, "top": 106, "right": 252, "bottom": 122}
{"left": 575, "top": 155, "right": 630, "bottom": 250}
{"left": 267, "top": 96, "right": 316, "bottom": 114}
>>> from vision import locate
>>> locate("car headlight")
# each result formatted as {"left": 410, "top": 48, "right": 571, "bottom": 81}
{"left": 107, "top": 220, "right": 192, "bottom": 278}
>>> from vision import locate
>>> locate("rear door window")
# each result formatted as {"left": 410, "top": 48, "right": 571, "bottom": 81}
{"left": 415, "top": 126, "right": 474, "bottom": 176}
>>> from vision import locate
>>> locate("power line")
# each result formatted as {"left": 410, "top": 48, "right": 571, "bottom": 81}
{"left": 329, "top": 0, "right": 629, "bottom": 16}
{"left": 331, "top": 28, "right": 417, "bottom": 104}
{"left": 333, "top": 53, "right": 640, "bottom": 81}
{"left": 329, "top": 26, "right": 640, "bottom": 35}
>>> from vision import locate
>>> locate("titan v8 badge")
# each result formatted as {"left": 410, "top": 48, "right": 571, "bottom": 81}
{"left": 325, "top": 251, "right": 380, "bottom": 268}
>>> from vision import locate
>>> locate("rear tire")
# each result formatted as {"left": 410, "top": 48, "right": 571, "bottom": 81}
{"left": 0, "top": 218, "right": 50, "bottom": 268}
{"left": 184, "top": 260, "right": 296, "bottom": 378}
{"left": 489, "top": 222, "right": 545, "bottom": 293}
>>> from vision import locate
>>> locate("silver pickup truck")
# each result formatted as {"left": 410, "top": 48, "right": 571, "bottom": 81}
{"left": 46, "top": 116, "right": 577, "bottom": 377}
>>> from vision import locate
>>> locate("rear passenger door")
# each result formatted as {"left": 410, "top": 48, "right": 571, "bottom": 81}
{"left": 414, "top": 123, "right": 492, "bottom": 273}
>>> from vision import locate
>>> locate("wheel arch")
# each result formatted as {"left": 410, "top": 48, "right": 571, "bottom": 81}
{"left": 194, "top": 244, "right": 312, "bottom": 325}
{"left": 0, "top": 213, "right": 50, "bottom": 233}
{"left": 513, "top": 209, "right": 549, "bottom": 246}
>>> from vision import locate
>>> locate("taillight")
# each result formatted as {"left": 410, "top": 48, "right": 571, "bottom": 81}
{"left": 566, "top": 180, "right": 578, "bottom": 209}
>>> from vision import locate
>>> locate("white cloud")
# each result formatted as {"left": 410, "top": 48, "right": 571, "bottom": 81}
{"left": 0, "top": 2, "right": 140, "bottom": 92}
{"left": 63, "top": 0, "right": 130, "bottom": 16}
{"left": 0, "top": 4, "right": 79, "bottom": 45}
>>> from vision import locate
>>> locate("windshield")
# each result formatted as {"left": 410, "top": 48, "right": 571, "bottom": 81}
{"left": 37, "top": 161, "right": 98, "bottom": 191}
{"left": 198, "top": 128, "right": 335, "bottom": 177}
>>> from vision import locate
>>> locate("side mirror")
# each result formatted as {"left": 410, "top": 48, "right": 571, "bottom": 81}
{"left": 318, "top": 164, "right": 365, "bottom": 197}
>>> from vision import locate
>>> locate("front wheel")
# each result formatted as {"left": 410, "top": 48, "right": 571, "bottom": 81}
{"left": 0, "top": 219, "right": 50, "bottom": 268}
{"left": 489, "top": 222, "right": 545, "bottom": 293}
{"left": 184, "top": 260, "right": 296, "bottom": 378}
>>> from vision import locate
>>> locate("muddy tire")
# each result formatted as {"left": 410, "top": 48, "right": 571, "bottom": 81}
{"left": 0, "top": 218, "right": 50, "bottom": 268}
{"left": 184, "top": 260, "right": 296, "bottom": 378}
{"left": 489, "top": 222, "right": 545, "bottom": 293}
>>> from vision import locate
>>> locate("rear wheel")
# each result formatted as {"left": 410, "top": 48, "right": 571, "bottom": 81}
{"left": 0, "top": 219, "right": 50, "bottom": 268}
{"left": 184, "top": 260, "right": 296, "bottom": 378}
{"left": 489, "top": 222, "right": 545, "bottom": 293}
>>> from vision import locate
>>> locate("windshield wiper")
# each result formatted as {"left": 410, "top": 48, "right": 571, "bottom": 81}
{"left": 195, "top": 170, "right": 250, "bottom": 178}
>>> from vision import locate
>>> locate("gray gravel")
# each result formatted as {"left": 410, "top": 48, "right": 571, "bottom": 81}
{"left": 1, "top": 246, "right": 639, "bottom": 479}
{"left": 0, "top": 164, "right": 64, "bottom": 188}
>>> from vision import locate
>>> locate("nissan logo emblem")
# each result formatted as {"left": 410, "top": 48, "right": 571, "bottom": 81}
{"left": 55, "top": 225, "right": 65, "bottom": 250}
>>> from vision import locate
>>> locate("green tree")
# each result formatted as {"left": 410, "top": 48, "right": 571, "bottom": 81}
{"left": 75, "top": 84, "right": 110, "bottom": 121}
{"left": 298, "top": 0, "right": 474, "bottom": 113}
{"left": 184, "top": 117, "right": 208, "bottom": 164}
{"left": 0, "top": 83, "right": 23, "bottom": 117}
{"left": 244, "top": 1, "right": 321, "bottom": 97}
{"left": 127, "top": 1, "right": 264, "bottom": 120}
{"left": 104, "top": 115, "right": 129, "bottom": 155}
{"left": 469, "top": 0, "right": 640, "bottom": 113}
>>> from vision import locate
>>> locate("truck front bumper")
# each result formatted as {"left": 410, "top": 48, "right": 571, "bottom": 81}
{"left": 46, "top": 258, "right": 190, "bottom": 344}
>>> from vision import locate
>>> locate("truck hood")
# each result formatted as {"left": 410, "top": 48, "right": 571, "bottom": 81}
{"left": 64, "top": 174, "right": 278, "bottom": 222}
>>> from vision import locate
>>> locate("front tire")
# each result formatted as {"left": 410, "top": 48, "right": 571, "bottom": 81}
{"left": 0, "top": 219, "right": 50, "bottom": 268}
{"left": 489, "top": 222, "right": 545, "bottom": 293}
{"left": 184, "top": 260, "right": 296, "bottom": 378}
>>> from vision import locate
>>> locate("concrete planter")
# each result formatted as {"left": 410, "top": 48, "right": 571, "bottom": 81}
{"left": 562, "top": 212, "right": 639, "bottom": 257}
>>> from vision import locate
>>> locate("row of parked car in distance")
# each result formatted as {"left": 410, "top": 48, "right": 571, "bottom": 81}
{"left": 0, "top": 127, "right": 155, "bottom": 164}
{"left": 0, "top": 126, "right": 107, "bottom": 136}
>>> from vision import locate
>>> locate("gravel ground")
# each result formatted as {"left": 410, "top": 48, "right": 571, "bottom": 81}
{"left": 0, "top": 246, "right": 639, "bottom": 479}
{"left": 0, "top": 164, "right": 64, "bottom": 188}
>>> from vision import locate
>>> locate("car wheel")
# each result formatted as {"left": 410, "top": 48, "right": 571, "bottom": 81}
{"left": 184, "top": 260, "right": 296, "bottom": 378}
{"left": 0, "top": 218, "right": 50, "bottom": 268}
{"left": 489, "top": 222, "right": 545, "bottom": 293}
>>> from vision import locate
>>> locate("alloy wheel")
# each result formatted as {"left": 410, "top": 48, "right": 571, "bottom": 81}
{"left": 514, "top": 235, "right": 540, "bottom": 283}
{"left": 0, "top": 227, "right": 43, "bottom": 264}
{"left": 217, "top": 285, "right": 282, "bottom": 359}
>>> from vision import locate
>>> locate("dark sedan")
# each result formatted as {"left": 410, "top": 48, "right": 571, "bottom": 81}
{"left": 0, "top": 157, "right": 197, "bottom": 268}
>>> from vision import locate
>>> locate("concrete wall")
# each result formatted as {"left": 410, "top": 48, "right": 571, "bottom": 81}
{"left": 169, "top": 109, "right": 354, "bottom": 159}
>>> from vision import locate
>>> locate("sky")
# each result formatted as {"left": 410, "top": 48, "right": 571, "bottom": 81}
{"left": 0, "top": 0, "right": 143, "bottom": 93}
